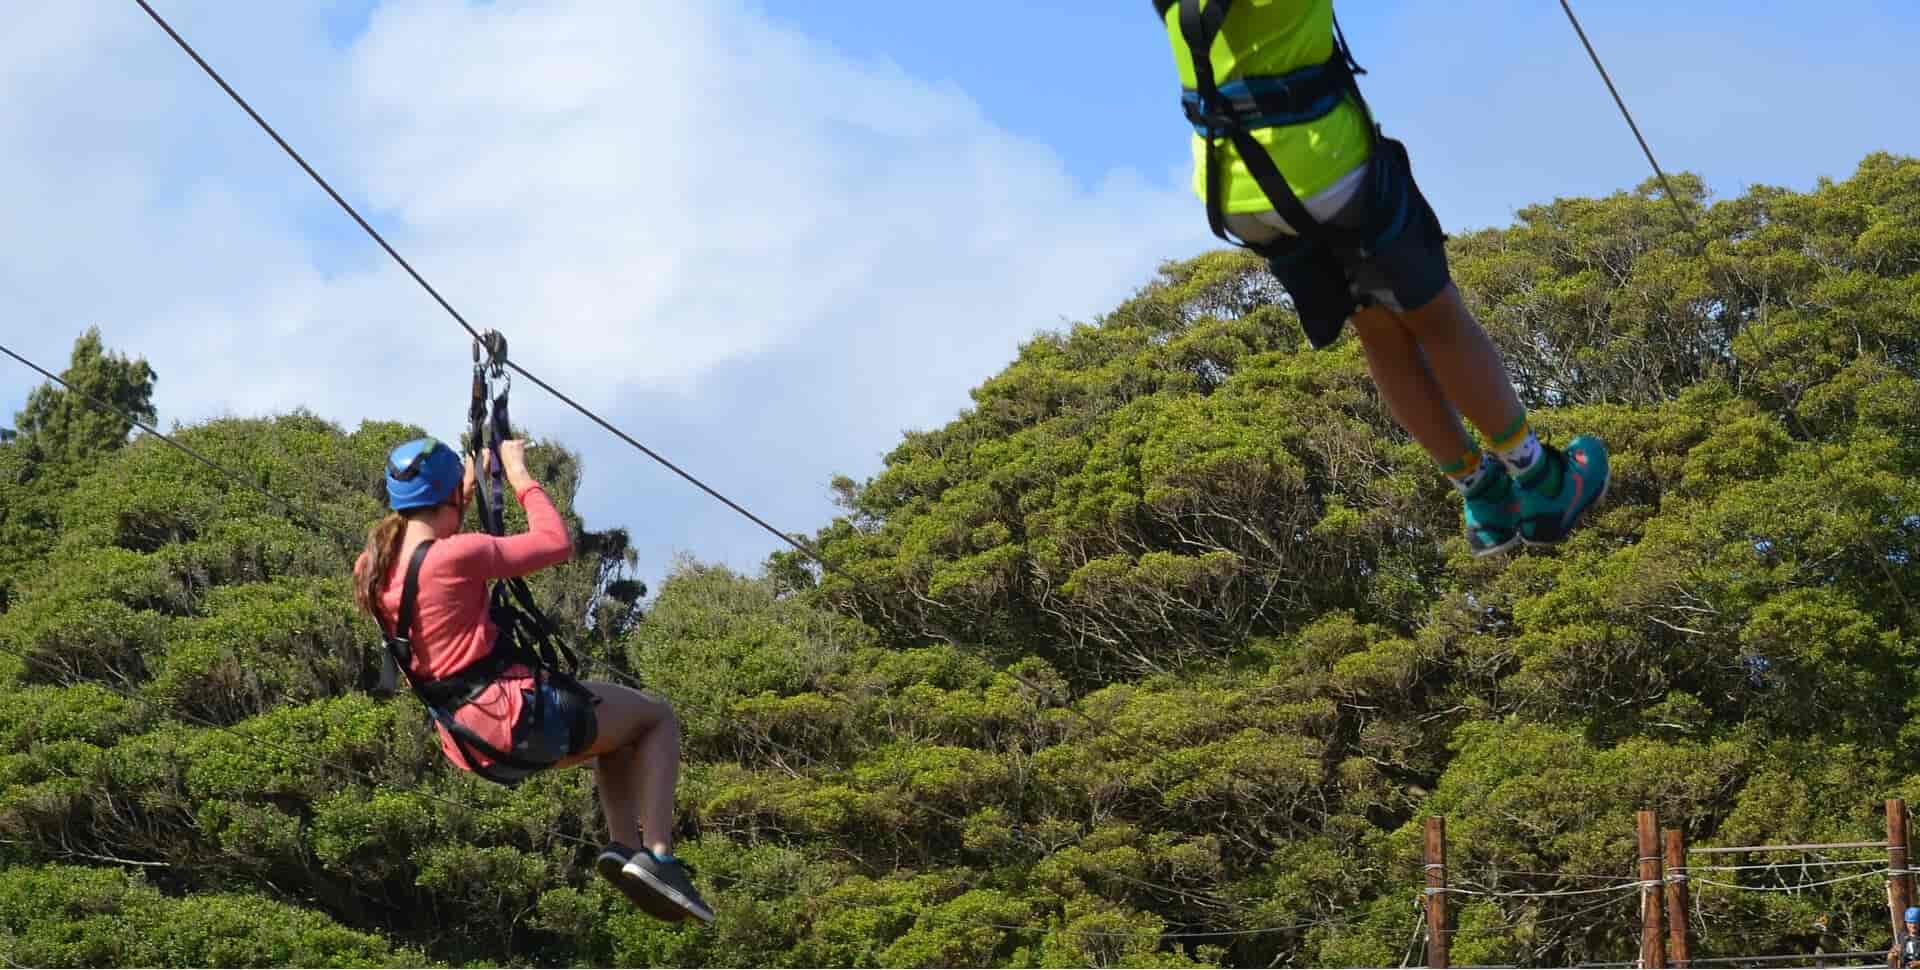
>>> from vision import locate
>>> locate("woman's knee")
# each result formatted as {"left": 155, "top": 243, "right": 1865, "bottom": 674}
{"left": 569, "top": 681, "right": 672, "bottom": 752}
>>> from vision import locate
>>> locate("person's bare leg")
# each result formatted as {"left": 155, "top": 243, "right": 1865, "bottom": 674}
{"left": 1394, "top": 283, "right": 1528, "bottom": 447}
{"left": 634, "top": 704, "right": 680, "bottom": 857}
{"left": 593, "top": 745, "right": 644, "bottom": 848}
{"left": 1394, "top": 281, "right": 1608, "bottom": 544}
{"left": 1349, "top": 303, "right": 1476, "bottom": 465}
{"left": 555, "top": 680, "right": 679, "bottom": 854}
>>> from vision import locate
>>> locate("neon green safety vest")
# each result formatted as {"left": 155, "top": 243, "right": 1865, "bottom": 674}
{"left": 1156, "top": 0, "right": 1376, "bottom": 245}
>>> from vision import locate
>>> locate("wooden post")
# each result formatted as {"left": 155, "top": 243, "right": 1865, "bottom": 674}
{"left": 1640, "top": 810, "right": 1667, "bottom": 969}
{"left": 1890, "top": 798, "right": 1911, "bottom": 942}
{"left": 1664, "top": 828, "right": 1691, "bottom": 968}
{"left": 1426, "top": 816, "right": 1449, "bottom": 969}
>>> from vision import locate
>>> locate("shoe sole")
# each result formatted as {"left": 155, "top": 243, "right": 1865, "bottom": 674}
{"left": 624, "top": 862, "right": 716, "bottom": 926}
{"left": 597, "top": 853, "right": 687, "bottom": 923}
{"left": 1469, "top": 530, "right": 1523, "bottom": 558}
{"left": 1519, "top": 461, "right": 1611, "bottom": 548}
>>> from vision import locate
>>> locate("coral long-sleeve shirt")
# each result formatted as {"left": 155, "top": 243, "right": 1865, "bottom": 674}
{"left": 359, "top": 484, "right": 573, "bottom": 770}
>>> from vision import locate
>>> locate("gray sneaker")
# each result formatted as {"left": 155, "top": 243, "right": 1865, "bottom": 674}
{"left": 622, "top": 849, "right": 715, "bottom": 925}
{"left": 595, "top": 844, "right": 685, "bottom": 922}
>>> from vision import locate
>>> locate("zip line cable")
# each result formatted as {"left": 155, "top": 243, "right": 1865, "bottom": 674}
{"left": 129, "top": 0, "right": 832, "bottom": 574}
{"left": 1, "top": 337, "right": 653, "bottom": 693}
{"left": 1557, "top": 0, "right": 1697, "bottom": 232}
{"left": 1685, "top": 858, "right": 1888, "bottom": 873}
{"left": 1453, "top": 886, "right": 1643, "bottom": 937}
{"left": 1399, "top": 916, "right": 1427, "bottom": 969}
{"left": 1688, "top": 869, "right": 1892, "bottom": 893}
{"left": 133, "top": 0, "right": 1693, "bottom": 580}
{"left": 1452, "top": 879, "right": 1645, "bottom": 899}
{"left": 1, "top": 340, "right": 312, "bottom": 528}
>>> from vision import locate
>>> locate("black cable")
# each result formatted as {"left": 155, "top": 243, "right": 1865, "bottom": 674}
{"left": 129, "top": 0, "right": 482, "bottom": 347}
{"left": 130, "top": 0, "right": 832, "bottom": 572}
{"left": 1557, "top": 0, "right": 1698, "bottom": 231}
{"left": 503, "top": 361, "right": 834, "bottom": 571}
{"left": 1, "top": 339, "right": 310, "bottom": 526}
{"left": 1, "top": 339, "right": 643, "bottom": 692}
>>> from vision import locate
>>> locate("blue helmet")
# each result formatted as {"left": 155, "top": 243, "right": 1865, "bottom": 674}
{"left": 385, "top": 437, "right": 463, "bottom": 511}
{"left": 1907, "top": 906, "right": 1919, "bottom": 923}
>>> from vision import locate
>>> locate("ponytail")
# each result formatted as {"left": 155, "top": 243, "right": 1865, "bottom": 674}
{"left": 354, "top": 512, "right": 409, "bottom": 622}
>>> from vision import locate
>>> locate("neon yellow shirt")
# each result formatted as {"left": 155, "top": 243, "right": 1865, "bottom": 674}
{"left": 1163, "top": 0, "right": 1373, "bottom": 213}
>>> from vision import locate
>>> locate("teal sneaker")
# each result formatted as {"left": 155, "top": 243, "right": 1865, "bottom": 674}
{"left": 1462, "top": 457, "right": 1521, "bottom": 557}
{"left": 1512, "top": 436, "right": 1611, "bottom": 546}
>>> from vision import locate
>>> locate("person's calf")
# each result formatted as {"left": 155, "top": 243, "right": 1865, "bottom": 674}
{"left": 1350, "top": 305, "right": 1476, "bottom": 467}
{"left": 1395, "top": 286, "right": 1543, "bottom": 474}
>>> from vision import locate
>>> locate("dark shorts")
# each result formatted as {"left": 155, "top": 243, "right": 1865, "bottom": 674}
{"left": 1255, "top": 136, "right": 1453, "bottom": 349}
{"left": 487, "top": 680, "right": 599, "bottom": 784}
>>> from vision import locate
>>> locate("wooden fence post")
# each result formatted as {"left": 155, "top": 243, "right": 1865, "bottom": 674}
{"left": 1665, "top": 827, "right": 1691, "bottom": 968}
{"left": 1426, "top": 816, "right": 1449, "bottom": 969}
{"left": 1640, "top": 810, "right": 1667, "bottom": 969}
{"left": 1890, "top": 798, "right": 1911, "bottom": 943}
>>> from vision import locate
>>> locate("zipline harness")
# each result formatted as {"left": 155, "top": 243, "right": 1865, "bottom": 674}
{"left": 1158, "top": 0, "right": 1378, "bottom": 250}
{"left": 375, "top": 330, "right": 595, "bottom": 787}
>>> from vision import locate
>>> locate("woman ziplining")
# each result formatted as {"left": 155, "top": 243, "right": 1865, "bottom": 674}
{"left": 352, "top": 430, "right": 714, "bottom": 926}
{"left": 1154, "top": 0, "right": 1611, "bottom": 554}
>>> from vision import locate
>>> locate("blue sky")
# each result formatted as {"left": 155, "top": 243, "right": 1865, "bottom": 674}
{"left": 751, "top": 0, "right": 1920, "bottom": 227}
{"left": 2, "top": 0, "right": 1916, "bottom": 587}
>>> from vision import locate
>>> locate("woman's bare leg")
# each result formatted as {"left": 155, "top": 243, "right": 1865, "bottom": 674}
{"left": 555, "top": 680, "right": 681, "bottom": 856}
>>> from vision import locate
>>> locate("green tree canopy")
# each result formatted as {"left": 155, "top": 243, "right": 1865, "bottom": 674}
{"left": 4, "top": 154, "right": 1920, "bottom": 968}
{"left": 13, "top": 327, "right": 157, "bottom": 467}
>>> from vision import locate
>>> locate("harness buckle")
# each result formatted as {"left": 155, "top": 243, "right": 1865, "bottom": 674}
{"left": 1180, "top": 91, "right": 1238, "bottom": 135}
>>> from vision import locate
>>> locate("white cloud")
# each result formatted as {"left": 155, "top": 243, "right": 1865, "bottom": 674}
{"left": 0, "top": 0, "right": 1208, "bottom": 580}
{"left": 339, "top": 0, "right": 1201, "bottom": 393}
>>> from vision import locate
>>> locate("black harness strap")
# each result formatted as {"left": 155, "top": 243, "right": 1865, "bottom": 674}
{"left": 468, "top": 329, "right": 585, "bottom": 684}
{"left": 381, "top": 539, "right": 566, "bottom": 786}
{"left": 386, "top": 540, "right": 434, "bottom": 670}
{"left": 503, "top": 575, "right": 582, "bottom": 675}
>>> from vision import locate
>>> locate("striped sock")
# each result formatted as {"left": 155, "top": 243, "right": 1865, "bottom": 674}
{"left": 1440, "top": 448, "right": 1494, "bottom": 495}
{"left": 1488, "top": 413, "right": 1541, "bottom": 473}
